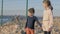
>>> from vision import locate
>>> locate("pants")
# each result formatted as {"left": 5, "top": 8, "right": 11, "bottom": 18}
{"left": 44, "top": 31, "right": 51, "bottom": 34}
{"left": 25, "top": 27, "right": 34, "bottom": 34}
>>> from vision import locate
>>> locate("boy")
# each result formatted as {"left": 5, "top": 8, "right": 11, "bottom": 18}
{"left": 25, "top": 8, "right": 42, "bottom": 34}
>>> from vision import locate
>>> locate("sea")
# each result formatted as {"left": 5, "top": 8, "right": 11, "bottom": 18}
{"left": 0, "top": 16, "right": 14, "bottom": 25}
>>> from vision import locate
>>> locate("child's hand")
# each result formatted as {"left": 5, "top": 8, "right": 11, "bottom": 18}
{"left": 24, "top": 28, "right": 26, "bottom": 31}
{"left": 38, "top": 27, "right": 43, "bottom": 30}
{"left": 38, "top": 27, "right": 43, "bottom": 32}
{"left": 48, "top": 28, "right": 52, "bottom": 32}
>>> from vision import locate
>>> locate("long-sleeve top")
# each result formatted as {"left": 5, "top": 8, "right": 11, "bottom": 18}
{"left": 42, "top": 9, "right": 53, "bottom": 31}
{"left": 25, "top": 16, "right": 42, "bottom": 29}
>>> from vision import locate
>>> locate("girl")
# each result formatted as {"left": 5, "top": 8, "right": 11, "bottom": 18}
{"left": 42, "top": 0, "right": 53, "bottom": 34}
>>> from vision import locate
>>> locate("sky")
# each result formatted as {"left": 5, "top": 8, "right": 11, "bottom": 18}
{"left": 0, "top": 0, "right": 60, "bottom": 16}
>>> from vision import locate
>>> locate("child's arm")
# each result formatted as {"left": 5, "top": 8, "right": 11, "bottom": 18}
{"left": 49, "top": 10, "right": 53, "bottom": 29}
{"left": 35, "top": 18, "right": 42, "bottom": 30}
{"left": 36, "top": 20, "right": 42, "bottom": 27}
{"left": 35, "top": 17, "right": 42, "bottom": 27}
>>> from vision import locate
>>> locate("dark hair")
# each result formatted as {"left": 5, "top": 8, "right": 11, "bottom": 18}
{"left": 28, "top": 8, "right": 35, "bottom": 13}
{"left": 43, "top": 0, "right": 53, "bottom": 10}
{"left": 49, "top": 5, "right": 53, "bottom": 10}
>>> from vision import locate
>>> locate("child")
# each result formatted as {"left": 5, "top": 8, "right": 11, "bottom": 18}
{"left": 42, "top": 0, "right": 53, "bottom": 34}
{"left": 25, "top": 8, "right": 42, "bottom": 34}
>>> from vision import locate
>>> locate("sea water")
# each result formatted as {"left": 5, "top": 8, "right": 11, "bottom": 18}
{"left": 0, "top": 16, "right": 13, "bottom": 25}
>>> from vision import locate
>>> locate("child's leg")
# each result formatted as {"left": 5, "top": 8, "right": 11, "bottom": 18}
{"left": 30, "top": 29, "right": 34, "bottom": 34}
{"left": 44, "top": 31, "right": 51, "bottom": 34}
{"left": 47, "top": 31, "right": 51, "bottom": 34}
{"left": 44, "top": 31, "right": 47, "bottom": 34}
{"left": 25, "top": 28, "right": 31, "bottom": 34}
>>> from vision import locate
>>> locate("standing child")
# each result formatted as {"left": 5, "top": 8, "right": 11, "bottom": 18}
{"left": 42, "top": 0, "right": 53, "bottom": 34}
{"left": 25, "top": 8, "right": 42, "bottom": 34}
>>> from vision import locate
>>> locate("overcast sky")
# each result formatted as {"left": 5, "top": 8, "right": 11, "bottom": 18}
{"left": 0, "top": 0, "right": 60, "bottom": 16}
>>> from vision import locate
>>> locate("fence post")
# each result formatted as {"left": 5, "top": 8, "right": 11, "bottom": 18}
{"left": 1, "top": 0, "right": 3, "bottom": 26}
{"left": 26, "top": 0, "right": 28, "bottom": 18}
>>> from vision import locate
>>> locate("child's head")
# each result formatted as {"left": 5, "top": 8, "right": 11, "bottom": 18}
{"left": 43, "top": 0, "right": 53, "bottom": 10}
{"left": 28, "top": 8, "right": 35, "bottom": 16}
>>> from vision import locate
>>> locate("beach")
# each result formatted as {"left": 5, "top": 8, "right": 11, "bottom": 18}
{"left": 0, "top": 16, "right": 60, "bottom": 34}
